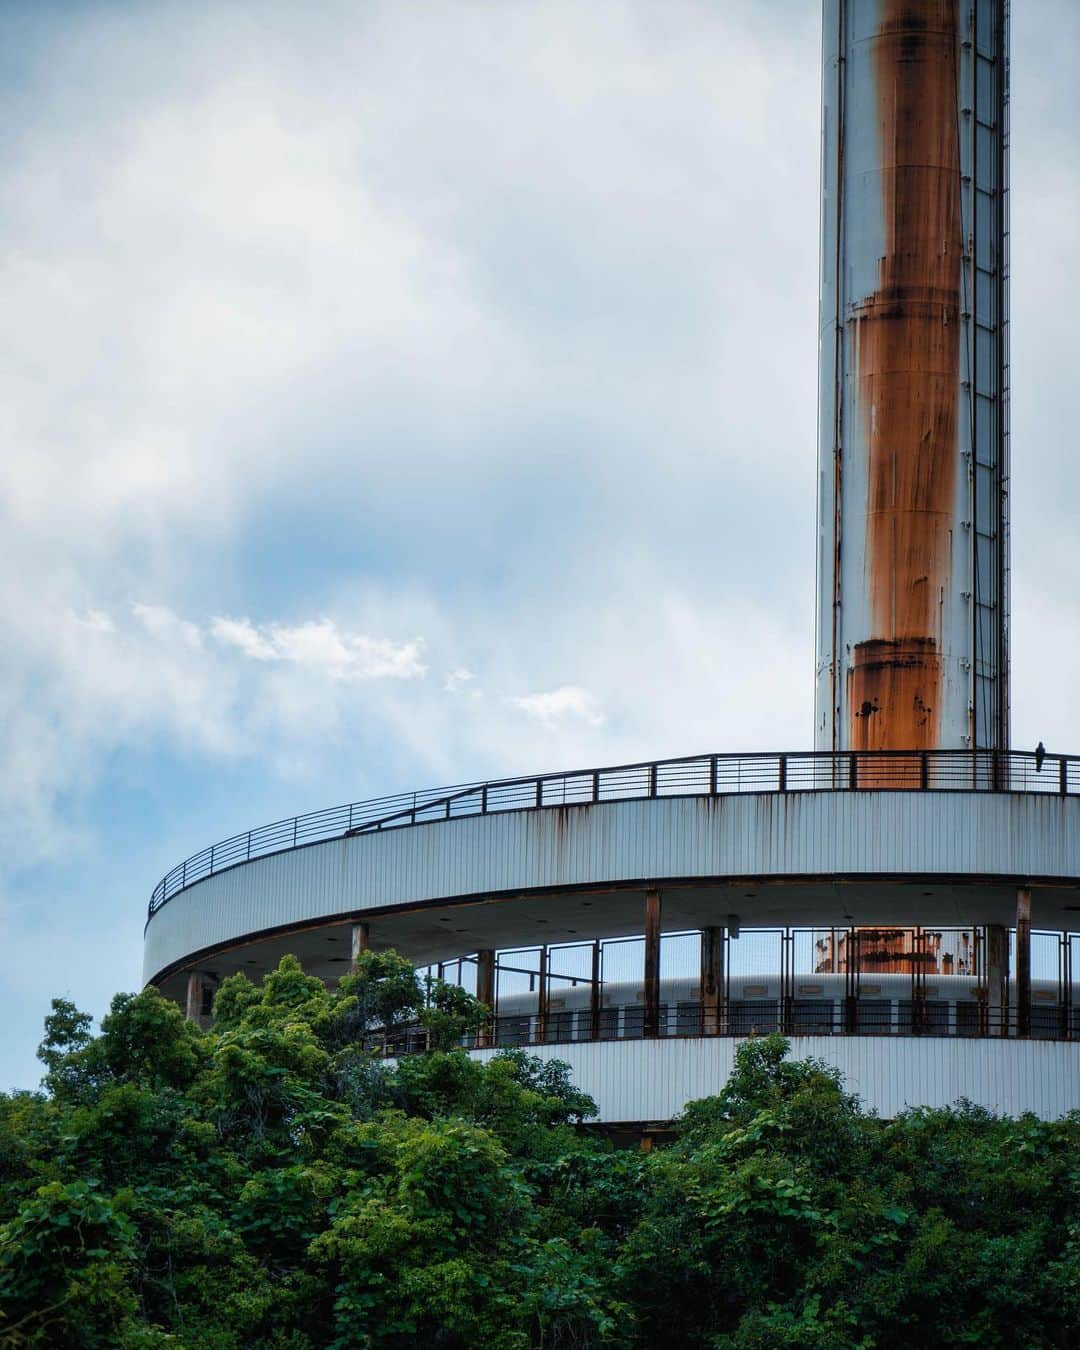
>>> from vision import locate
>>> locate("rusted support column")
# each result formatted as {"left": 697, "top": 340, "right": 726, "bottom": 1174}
{"left": 185, "top": 971, "right": 208, "bottom": 1023}
{"left": 475, "top": 949, "right": 495, "bottom": 1047}
{"left": 701, "top": 927, "right": 724, "bottom": 1035}
{"left": 643, "top": 889, "right": 662, "bottom": 1038}
{"left": 985, "top": 924, "right": 1008, "bottom": 1036}
{"left": 350, "top": 922, "right": 370, "bottom": 973}
{"left": 1016, "top": 889, "right": 1032, "bottom": 1038}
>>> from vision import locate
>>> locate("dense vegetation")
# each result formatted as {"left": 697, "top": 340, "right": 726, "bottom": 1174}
{"left": 2, "top": 953, "right": 1080, "bottom": 1347}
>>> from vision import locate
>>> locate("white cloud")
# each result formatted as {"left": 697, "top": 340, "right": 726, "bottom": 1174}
{"left": 444, "top": 667, "right": 477, "bottom": 695}
{"left": 67, "top": 608, "right": 115, "bottom": 635}
{"left": 510, "top": 686, "right": 606, "bottom": 729}
{"left": 209, "top": 615, "right": 277, "bottom": 661}
{"left": 133, "top": 601, "right": 203, "bottom": 649}
{"left": 211, "top": 616, "right": 426, "bottom": 680}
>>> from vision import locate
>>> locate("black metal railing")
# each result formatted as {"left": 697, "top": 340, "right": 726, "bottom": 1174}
{"left": 148, "top": 747, "right": 1078, "bottom": 920}
{"left": 359, "top": 1001, "right": 1078, "bottom": 1054}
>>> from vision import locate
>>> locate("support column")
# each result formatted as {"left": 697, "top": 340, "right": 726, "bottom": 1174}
{"left": 350, "top": 922, "right": 370, "bottom": 973}
{"left": 476, "top": 949, "right": 495, "bottom": 1047}
{"left": 589, "top": 940, "right": 602, "bottom": 1041}
{"left": 1016, "top": 888, "right": 1032, "bottom": 1038}
{"left": 985, "top": 924, "right": 1008, "bottom": 1036}
{"left": 701, "top": 927, "right": 724, "bottom": 1035}
{"left": 643, "top": 889, "right": 662, "bottom": 1038}
{"left": 536, "top": 945, "right": 549, "bottom": 1044}
{"left": 185, "top": 971, "right": 209, "bottom": 1023}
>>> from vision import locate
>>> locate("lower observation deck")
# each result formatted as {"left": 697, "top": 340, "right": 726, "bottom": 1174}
{"left": 143, "top": 748, "right": 1080, "bottom": 1118}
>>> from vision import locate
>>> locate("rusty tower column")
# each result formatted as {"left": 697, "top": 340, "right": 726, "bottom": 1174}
{"left": 815, "top": 0, "right": 1010, "bottom": 760}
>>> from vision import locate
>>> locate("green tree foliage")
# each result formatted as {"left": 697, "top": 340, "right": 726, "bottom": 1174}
{"left": 2, "top": 968, "right": 1080, "bottom": 1348}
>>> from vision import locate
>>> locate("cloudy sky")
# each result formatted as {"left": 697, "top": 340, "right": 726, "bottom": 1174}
{"left": 2, "top": 1, "right": 1078, "bottom": 1089}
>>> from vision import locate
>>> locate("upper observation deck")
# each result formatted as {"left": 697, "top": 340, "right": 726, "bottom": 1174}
{"left": 143, "top": 748, "right": 1080, "bottom": 994}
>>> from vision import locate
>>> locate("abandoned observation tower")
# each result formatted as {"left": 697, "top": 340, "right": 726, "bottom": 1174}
{"left": 144, "top": 0, "right": 1080, "bottom": 1124}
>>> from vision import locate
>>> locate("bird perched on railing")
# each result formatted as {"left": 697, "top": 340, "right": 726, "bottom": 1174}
{"left": 1035, "top": 741, "right": 1046, "bottom": 773}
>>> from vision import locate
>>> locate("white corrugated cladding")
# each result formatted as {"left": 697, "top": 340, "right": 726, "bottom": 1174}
{"left": 469, "top": 1037, "right": 1080, "bottom": 1123}
{"left": 144, "top": 791, "right": 1080, "bottom": 984}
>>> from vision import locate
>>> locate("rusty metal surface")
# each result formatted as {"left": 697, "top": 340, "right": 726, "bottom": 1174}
{"left": 851, "top": 1, "right": 963, "bottom": 754}
{"left": 815, "top": 0, "right": 1009, "bottom": 755}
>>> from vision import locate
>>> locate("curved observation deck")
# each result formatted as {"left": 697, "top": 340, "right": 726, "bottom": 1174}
{"left": 143, "top": 748, "right": 1080, "bottom": 1119}
{"left": 145, "top": 748, "right": 1080, "bottom": 990}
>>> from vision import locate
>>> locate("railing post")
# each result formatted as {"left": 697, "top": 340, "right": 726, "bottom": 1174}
{"left": 709, "top": 754, "right": 718, "bottom": 796}
{"left": 209, "top": 845, "right": 215, "bottom": 874}
{"left": 1061, "top": 758, "right": 1069, "bottom": 797}
{"left": 592, "top": 769, "right": 600, "bottom": 803}
{"left": 848, "top": 753, "right": 858, "bottom": 790}
{"left": 778, "top": 755, "right": 787, "bottom": 793}
{"left": 182, "top": 859, "right": 187, "bottom": 887}
{"left": 648, "top": 763, "right": 658, "bottom": 798}
{"left": 920, "top": 752, "right": 929, "bottom": 790}
{"left": 481, "top": 784, "right": 488, "bottom": 813}
{"left": 534, "top": 779, "right": 542, "bottom": 809}
{"left": 292, "top": 818, "right": 298, "bottom": 847}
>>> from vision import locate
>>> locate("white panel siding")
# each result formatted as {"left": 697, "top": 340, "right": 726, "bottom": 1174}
{"left": 469, "top": 1037, "right": 1080, "bottom": 1123}
{"left": 144, "top": 791, "right": 1080, "bottom": 984}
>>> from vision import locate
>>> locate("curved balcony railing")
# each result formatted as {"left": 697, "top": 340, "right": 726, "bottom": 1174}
{"left": 148, "top": 747, "right": 1079, "bottom": 921}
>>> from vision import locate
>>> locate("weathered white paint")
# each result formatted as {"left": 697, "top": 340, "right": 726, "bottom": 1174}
{"left": 145, "top": 790, "right": 1080, "bottom": 986}
{"left": 469, "top": 1036, "right": 1080, "bottom": 1123}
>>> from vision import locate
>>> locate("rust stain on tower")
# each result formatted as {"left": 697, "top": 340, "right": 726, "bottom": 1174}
{"left": 848, "top": 0, "right": 962, "bottom": 757}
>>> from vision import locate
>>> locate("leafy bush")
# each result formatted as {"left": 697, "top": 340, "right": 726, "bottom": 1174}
{"left": 2, "top": 974, "right": 1079, "bottom": 1347}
